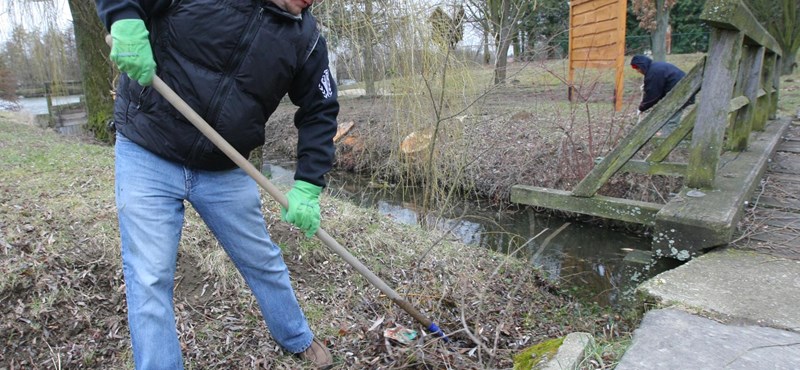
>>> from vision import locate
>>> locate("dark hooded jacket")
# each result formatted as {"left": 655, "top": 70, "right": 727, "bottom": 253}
{"left": 96, "top": 0, "right": 338, "bottom": 187}
{"left": 631, "top": 55, "right": 688, "bottom": 112}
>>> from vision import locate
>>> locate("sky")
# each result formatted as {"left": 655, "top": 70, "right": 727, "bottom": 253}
{"left": 0, "top": 0, "right": 486, "bottom": 52}
{"left": 0, "top": 0, "right": 73, "bottom": 43}
{"left": 1, "top": 0, "right": 482, "bottom": 46}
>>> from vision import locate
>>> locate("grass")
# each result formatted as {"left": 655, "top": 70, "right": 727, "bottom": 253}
{"left": 777, "top": 67, "right": 800, "bottom": 117}
{"left": 0, "top": 113, "right": 638, "bottom": 368}
{"left": 578, "top": 337, "right": 632, "bottom": 369}
{"left": 340, "top": 53, "right": 706, "bottom": 95}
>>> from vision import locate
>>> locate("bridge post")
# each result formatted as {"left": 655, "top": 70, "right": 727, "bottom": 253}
{"left": 727, "top": 44, "right": 764, "bottom": 151}
{"left": 754, "top": 52, "right": 777, "bottom": 131}
{"left": 44, "top": 82, "right": 55, "bottom": 128}
{"left": 686, "top": 28, "right": 743, "bottom": 189}
{"left": 769, "top": 55, "right": 781, "bottom": 119}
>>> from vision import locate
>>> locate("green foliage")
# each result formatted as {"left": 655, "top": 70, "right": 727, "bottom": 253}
{"left": 626, "top": 0, "right": 707, "bottom": 55}
{"left": 517, "top": 0, "right": 570, "bottom": 59}
{"left": 512, "top": 0, "right": 707, "bottom": 58}
{"left": 669, "top": 0, "right": 708, "bottom": 54}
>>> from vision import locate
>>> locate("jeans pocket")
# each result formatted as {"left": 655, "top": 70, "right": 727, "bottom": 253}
{"left": 116, "top": 131, "right": 131, "bottom": 143}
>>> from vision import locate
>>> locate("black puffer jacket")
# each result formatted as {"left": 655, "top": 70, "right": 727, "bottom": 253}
{"left": 96, "top": 0, "right": 338, "bottom": 187}
{"left": 631, "top": 55, "right": 687, "bottom": 113}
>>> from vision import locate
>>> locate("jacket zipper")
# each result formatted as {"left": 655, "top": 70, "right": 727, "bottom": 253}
{"left": 136, "top": 87, "right": 148, "bottom": 109}
{"left": 186, "top": 6, "right": 264, "bottom": 164}
{"left": 304, "top": 30, "right": 320, "bottom": 65}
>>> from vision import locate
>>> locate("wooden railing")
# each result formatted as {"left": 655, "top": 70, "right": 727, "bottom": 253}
{"left": 511, "top": 0, "right": 788, "bottom": 258}
{"left": 18, "top": 80, "right": 84, "bottom": 98}
{"left": 687, "top": 0, "right": 781, "bottom": 188}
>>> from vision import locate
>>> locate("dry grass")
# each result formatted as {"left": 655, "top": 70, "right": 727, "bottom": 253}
{"left": 0, "top": 114, "right": 639, "bottom": 369}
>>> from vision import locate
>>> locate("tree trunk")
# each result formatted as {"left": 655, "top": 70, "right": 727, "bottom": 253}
{"left": 483, "top": 29, "right": 491, "bottom": 65}
{"left": 493, "top": 0, "right": 513, "bottom": 84}
{"left": 363, "top": 45, "right": 376, "bottom": 97}
{"left": 651, "top": 0, "right": 669, "bottom": 62}
{"left": 780, "top": 49, "right": 797, "bottom": 75}
{"left": 513, "top": 31, "right": 522, "bottom": 60}
{"left": 494, "top": 36, "right": 511, "bottom": 84}
{"left": 362, "top": 0, "right": 376, "bottom": 97}
{"left": 68, "top": 0, "right": 115, "bottom": 142}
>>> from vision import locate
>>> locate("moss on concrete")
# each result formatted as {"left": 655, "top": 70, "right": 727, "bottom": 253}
{"left": 513, "top": 336, "right": 565, "bottom": 370}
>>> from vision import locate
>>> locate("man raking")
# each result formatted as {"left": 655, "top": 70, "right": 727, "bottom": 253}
{"left": 95, "top": 0, "right": 338, "bottom": 368}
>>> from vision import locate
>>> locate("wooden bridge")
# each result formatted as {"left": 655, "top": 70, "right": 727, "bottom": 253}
{"left": 511, "top": 0, "right": 790, "bottom": 260}
{"left": 742, "top": 122, "right": 800, "bottom": 260}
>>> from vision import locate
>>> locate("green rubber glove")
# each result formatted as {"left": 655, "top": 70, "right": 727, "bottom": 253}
{"left": 281, "top": 180, "right": 322, "bottom": 238}
{"left": 110, "top": 19, "right": 156, "bottom": 86}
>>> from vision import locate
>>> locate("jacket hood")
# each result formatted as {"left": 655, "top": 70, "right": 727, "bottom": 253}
{"left": 631, "top": 55, "right": 652, "bottom": 74}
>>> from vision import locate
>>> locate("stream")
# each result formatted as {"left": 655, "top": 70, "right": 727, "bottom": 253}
{"left": 264, "top": 157, "right": 681, "bottom": 309}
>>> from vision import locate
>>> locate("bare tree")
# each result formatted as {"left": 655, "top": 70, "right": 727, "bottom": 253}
{"left": 316, "top": 0, "right": 396, "bottom": 97}
{"left": 632, "top": 0, "right": 677, "bottom": 62}
{"left": 746, "top": 0, "right": 800, "bottom": 75}
{"left": 3, "top": 0, "right": 114, "bottom": 141}
{"left": 3, "top": 26, "right": 38, "bottom": 89}
{"left": 0, "top": 58, "right": 17, "bottom": 101}
{"left": 67, "top": 0, "right": 114, "bottom": 141}
{"left": 464, "top": 0, "right": 533, "bottom": 84}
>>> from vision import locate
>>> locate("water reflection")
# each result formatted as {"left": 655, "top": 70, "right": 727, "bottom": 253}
{"left": 264, "top": 159, "right": 678, "bottom": 308}
{"left": 18, "top": 95, "right": 83, "bottom": 115}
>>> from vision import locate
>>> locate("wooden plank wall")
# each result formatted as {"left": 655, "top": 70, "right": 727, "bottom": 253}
{"left": 568, "top": 0, "right": 627, "bottom": 111}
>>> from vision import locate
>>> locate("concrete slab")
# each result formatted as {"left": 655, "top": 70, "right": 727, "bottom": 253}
{"left": 639, "top": 248, "right": 800, "bottom": 332}
{"left": 542, "top": 332, "right": 594, "bottom": 370}
{"left": 617, "top": 309, "right": 800, "bottom": 370}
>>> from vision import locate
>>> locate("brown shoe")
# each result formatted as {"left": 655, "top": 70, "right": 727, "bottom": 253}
{"left": 298, "top": 339, "right": 333, "bottom": 369}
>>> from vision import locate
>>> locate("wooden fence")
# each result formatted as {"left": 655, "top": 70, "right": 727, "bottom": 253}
{"left": 39, "top": 81, "right": 87, "bottom": 136}
{"left": 19, "top": 80, "right": 83, "bottom": 98}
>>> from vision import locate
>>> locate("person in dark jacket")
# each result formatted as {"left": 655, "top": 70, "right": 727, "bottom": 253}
{"left": 95, "top": 0, "right": 337, "bottom": 368}
{"left": 631, "top": 55, "right": 690, "bottom": 133}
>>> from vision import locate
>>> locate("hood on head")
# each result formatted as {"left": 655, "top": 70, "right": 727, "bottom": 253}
{"left": 631, "top": 55, "right": 652, "bottom": 73}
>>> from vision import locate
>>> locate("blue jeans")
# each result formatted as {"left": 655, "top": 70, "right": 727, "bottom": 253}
{"left": 115, "top": 133, "right": 313, "bottom": 369}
